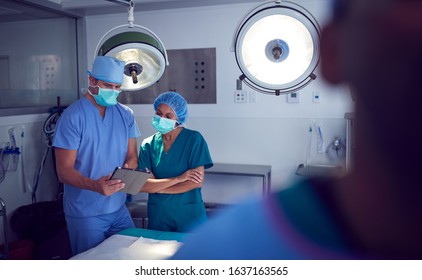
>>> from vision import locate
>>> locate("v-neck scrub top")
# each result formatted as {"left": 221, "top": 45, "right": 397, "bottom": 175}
{"left": 53, "top": 97, "right": 141, "bottom": 217}
{"left": 138, "top": 128, "right": 213, "bottom": 232}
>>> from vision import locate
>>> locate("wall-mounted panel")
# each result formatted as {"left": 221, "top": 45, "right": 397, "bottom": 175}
{"left": 118, "top": 47, "right": 216, "bottom": 104}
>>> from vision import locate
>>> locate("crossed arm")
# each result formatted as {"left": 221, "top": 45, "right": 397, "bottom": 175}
{"left": 139, "top": 166, "right": 205, "bottom": 194}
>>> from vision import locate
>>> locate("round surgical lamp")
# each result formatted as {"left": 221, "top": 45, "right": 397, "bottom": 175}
{"left": 95, "top": 0, "right": 169, "bottom": 91}
{"left": 231, "top": 0, "right": 320, "bottom": 95}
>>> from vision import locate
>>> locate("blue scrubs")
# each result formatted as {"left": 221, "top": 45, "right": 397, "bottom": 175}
{"left": 53, "top": 96, "right": 141, "bottom": 255}
{"left": 139, "top": 128, "right": 213, "bottom": 232}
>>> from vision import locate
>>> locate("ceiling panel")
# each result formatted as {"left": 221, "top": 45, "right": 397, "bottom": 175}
{"left": 0, "top": 0, "right": 81, "bottom": 22}
{"left": 0, "top": 0, "right": 260, "bottom": 23}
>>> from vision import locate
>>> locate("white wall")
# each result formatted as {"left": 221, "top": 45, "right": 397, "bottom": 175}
{"left": 0, "top": 0, "right": 354, "bottom": 244}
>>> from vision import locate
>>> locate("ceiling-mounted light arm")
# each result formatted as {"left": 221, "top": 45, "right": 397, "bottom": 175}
{"left": 94, "top": 0, "right": 168, "bottom": 66}
{"left": 128, "top": 0, "right": 135, "bottom": 27}
{"left": 93, "top": 0, "right": 169, "bottom": 92}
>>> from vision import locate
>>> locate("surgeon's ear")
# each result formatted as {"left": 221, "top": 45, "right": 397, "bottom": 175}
{"left": 320, "top": 23, "right": 343, "bottom": 84}
{"left": 88, "top": 76, "right": 97, "bottom": 87}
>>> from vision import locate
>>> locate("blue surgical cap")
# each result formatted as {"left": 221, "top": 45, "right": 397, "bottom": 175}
{"left": 87, "top": 56, "right": 125, "bottom": 84}
{"left": 153, "top": 92, "right": 188, "bottom": 124}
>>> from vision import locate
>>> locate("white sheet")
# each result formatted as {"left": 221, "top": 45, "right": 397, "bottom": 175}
{"left": 70, "top": 234, "right": 182, "bottom": 260}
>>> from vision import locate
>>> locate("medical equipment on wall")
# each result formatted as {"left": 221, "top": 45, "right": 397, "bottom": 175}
{"left": 17, "top": 97, "right": 63, "bottom": 202}
{"left": 6, "top": 128, "right": 20, "bottom": 172}
{"left": 30, "top": 100, "right": 63, "bottom": 203}
{"left": 231, "top": 0, "right": 320, "bottom": 95}
{"left": 0, "top": 128, "right": 21, "bottom": 184}
{"left": 95, "top": 0, "right": 168, "bottom": 92}
{"left": 296, "top": 121, "right": 343, "bottom": 177}
{"left": 315, "top": 121, "right": 325, "bottom": 154}
{"left": 326, "top": 137, "right": 346, "bottom": 163}
{"left": 305, "top": 123, "right": 313, "bottom": 165}
{"left": 0, "top": 144, "right": 8, "bottom": 184}
{"left": 1, "top": 129, "right": 18, "bottom": 259}
{"left": 19, "top": 126, "right": 29, "bottom": 193}
{"left": 305, "top": 121, "right": 325, "bottom": 165}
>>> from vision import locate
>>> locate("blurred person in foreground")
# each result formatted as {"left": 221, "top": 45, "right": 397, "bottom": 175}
{"left": 172, "top": 0, "right": 422, "bottom": 259}
{"left": 53, "top": 56, "right": 141, "bottom": 256}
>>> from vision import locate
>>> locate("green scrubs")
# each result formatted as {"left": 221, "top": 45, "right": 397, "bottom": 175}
{"left": 139, "top": 128, "right": 213, "bottom": 232}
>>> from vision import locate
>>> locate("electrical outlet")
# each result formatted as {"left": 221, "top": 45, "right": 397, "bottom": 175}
{"left": 234, "top": 90, "right": 247, "bottom": 103}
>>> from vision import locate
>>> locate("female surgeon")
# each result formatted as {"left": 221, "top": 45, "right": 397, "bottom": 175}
{"left": 138, "top": 91, "right": 213, "bottom": 232}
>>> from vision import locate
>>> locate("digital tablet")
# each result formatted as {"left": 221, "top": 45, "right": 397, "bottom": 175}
{"left": 111, "top": 167, "right": 150, "bottom": 195}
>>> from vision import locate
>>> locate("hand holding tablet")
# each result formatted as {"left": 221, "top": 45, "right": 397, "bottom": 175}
{"left": 111, "top": 167, "right": 150, "bottom": 195}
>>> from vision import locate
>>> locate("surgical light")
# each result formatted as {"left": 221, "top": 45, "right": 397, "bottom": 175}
{"left": 231, "top": 0, "right": 320, "bottom": 95}
{"left": 95, "top": 0, "right": 168, "bottom": 91}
